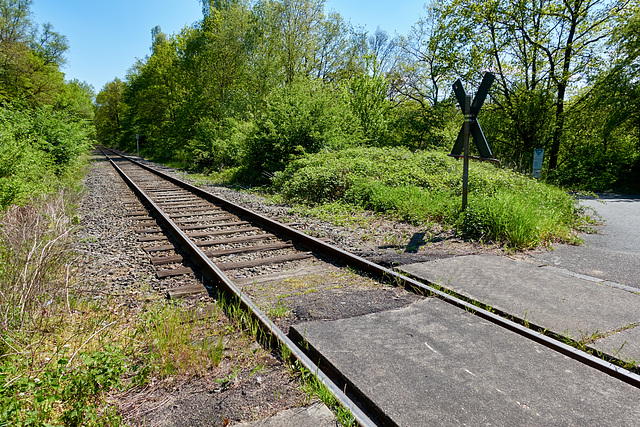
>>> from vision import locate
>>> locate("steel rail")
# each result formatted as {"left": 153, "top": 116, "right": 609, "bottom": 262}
{"left": 106, "top": 147, "right": 640, "bottom": 391}
{"left": 100, "top": 148, "right": 378, "bottom": 427}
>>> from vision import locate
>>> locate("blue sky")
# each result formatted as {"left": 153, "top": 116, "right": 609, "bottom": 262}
{"left": 30, "top": 0, "right": 425, "bottom": 93}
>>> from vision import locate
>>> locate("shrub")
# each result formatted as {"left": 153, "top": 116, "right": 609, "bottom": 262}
{"left": 0, "top": 193, "right": 77, "bottom": 331}
{"left": 186, "top": 117, "right": 249, "bottom": 172}
{"left": 0, "top": 105, "right": 92, "bottom": 210}
{"left": 273, "top": 147, "right": 579, "bottom": 248}
{"left": 241, "top": 78, "right": 362, "bottom": 183}
{"left": 551, "top": 144, "right": 639, "bottom": 192}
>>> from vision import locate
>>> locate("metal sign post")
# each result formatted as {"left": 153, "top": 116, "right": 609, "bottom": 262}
{"left": 450, "top": 73, "right": 496, "bottom": 211}
{"left": 462, "top": 95, "right": 472, "bottom": 211}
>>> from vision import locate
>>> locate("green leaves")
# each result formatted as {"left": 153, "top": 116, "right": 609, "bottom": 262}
{"left": 0, "top": 348, "right": 125, "bottom": 427}
{"left": 242, "top": 77, "right": 361, "bottom": 181}
{"left": 0, "top": 104, "right": 92, "bottom": 210}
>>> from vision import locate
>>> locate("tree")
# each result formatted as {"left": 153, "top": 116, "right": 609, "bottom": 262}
{"left": 0, "top": 0, "right": 32, "bottom": 44}
{"left": 31, "top": 21, "right": 68, "bottom": 66}
{"left": 0, "top": 0, "right": 67, "bottom": 107}
{"left": 313, "top": 11, "right": 361, "bottom": 83}
{"left": 55, "top": 79, "right": 95, "bottom": 120}
{"left": 457, "top": 0, "right": 631, "bottom": 170}
{"left": 277, "top": 0, "right": 325, "bottom": 84}
{"left": 94, "top": 78, "right": 126, "bottom": 146}
{"left": 122, "top": 28, "right": 184, "bottom": 156}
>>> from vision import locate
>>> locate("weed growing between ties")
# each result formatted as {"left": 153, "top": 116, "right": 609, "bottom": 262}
{"left": 272, "top": 147, "right": 583, "bottom": 250}
{"left": 278, "top": 344, "right": 356, "bottom": 427}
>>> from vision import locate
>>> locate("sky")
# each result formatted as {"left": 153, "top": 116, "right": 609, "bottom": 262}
{"left": 30, "top": 0, "right": 426, "bottom": 93}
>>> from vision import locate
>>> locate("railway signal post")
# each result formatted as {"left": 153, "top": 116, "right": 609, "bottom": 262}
{"left": 450, "top": 73, "right": 497, "bottom": 211}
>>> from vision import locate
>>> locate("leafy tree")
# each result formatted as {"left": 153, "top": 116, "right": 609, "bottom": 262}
{"left": 0, "top": 0, "right": 94, "bottom": 209}
{"left": 122, "top": 28, "right": 184, "bottom": 156}
{"left": 31, "top": 21, "right": 68, "bottom": 66}
{"left": 0, "top": 0, "right": 32, "bottom": 44}
{"left": 94, "top": 78, "right": 126, "bottom": 146}
{"left": 395, "top": 2, "right": 477, "bottom": 107}
{"left": 346, "top": 54, "right": 391, "bottom": 145}
{"left": 0, "top": 0, "right": 67, "bottom": 107}
{"left": 278, "top": 0, "right": 325, "bottom": 84}
{"left": 455, "top": 0, "right": 630, "bottom": 170}
{"left": 55, "top": 79, "right": 95, "bottom": 121}
{"left": 243, "top": 77, "right": 361, "bottom": 181}
{"left": 313, "top": 11, "right": 361, "bottom": 83}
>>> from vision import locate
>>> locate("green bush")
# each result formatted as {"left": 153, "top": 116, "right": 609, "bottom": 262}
{"left": 551, "top": 144, "right": 639, "bottom": 192}
{"left": 273, "top": 147, "right": 579, "bottom": 248}
{"left": 0, "top": 105, "right": 92, "bottom": 210}
{"left": 242, "top": 78, "right": 362, "bottom": 182}
{"left": 186, "top": 117, "right": 249, "bottom": 172}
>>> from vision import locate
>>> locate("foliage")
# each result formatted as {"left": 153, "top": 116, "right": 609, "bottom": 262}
{"left": 0, "top": 348, "right": 125, "bottom": 427}
{"left": 241, "top": 77, "right": 361, "bottom": 181}
{"left": 551, "top": 143, "right": 640, "bottom": 192}
{"left": 0, "top": 190, "right": 123, "bottom": 426}
{"left": 137, "top": 302, "right": 227, "bottom": 378}
{"left": 185, "top": 117, "right": 250, "bottom": 172}
{"left": 94, "top": 0, "right": 640, "bottom": 194}
{"left": 0, "top": 105, "right": 92, "bottom": 210}
{"left": 273, "top": 147, "right": 578, "bottom": 248}
{"left": 0, "top": 1, "right": 95, "bottom": 211}
{"left": 346, "top": 61, "right": 391, "bottom": 145}
{"left": 94, "top": 78, "right": 126, "bottom": 148}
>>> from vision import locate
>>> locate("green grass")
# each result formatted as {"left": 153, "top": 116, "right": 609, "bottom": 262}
{"left": 272, "top": 147, "right": 581, "bottom": 249}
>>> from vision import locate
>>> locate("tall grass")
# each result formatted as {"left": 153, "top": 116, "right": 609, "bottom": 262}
{"left": 0, "top": 192, "right": 78, "bottom": 333}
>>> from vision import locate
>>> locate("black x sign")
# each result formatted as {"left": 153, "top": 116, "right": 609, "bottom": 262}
{"left": 450, "top": 72, "right": 495, "bottom": 159}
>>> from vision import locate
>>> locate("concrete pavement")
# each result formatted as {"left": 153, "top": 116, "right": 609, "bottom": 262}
{"left": 400, "top": 254, "right": 640, "bottom": 362}
{"left": 292, "top": 293, "right": 640, "bottom": 426}
{"left": 533, "top": 193, "right": 640, "bottom": 289}
{"left": 240, "top": 193, "right": 640, "bottom": 425}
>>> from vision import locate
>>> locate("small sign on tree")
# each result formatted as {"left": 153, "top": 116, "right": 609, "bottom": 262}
{"left": 532, "top": 148, "right": 544, "bottom": 179}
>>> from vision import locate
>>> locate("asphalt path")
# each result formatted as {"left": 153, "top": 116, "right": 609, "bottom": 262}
{"left": 533, "top": 193, "right": 640, "bottom": 289}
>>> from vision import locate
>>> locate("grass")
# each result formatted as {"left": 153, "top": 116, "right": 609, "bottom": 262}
{"left": 295, "top": 364, "right": 355, "bottom": 426}
{"left": 0, "top": 191, "right": 276, "bottom": 426}
{"left": 271, "top": 147, "right": 583, "bottom": 249}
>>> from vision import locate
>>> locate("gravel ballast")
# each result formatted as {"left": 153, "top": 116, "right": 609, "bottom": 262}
{"left": 75, "top": 151, "right": 510, "bottom": 426}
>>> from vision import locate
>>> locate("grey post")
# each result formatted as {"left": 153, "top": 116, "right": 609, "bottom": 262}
{"left": 136, "top": 134, "right": 140, "bottom": 157}
{"left": 462, "top": 94, "right": 472, "bottom": 211}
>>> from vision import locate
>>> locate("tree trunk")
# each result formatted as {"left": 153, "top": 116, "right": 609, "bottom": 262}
{"left": 549, "top": 84, "right": 565, "bottom": 170}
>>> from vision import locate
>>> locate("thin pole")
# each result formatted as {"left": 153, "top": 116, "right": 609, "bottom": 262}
{"left": 462, "top": 94, "right": 471, "bottom": 211}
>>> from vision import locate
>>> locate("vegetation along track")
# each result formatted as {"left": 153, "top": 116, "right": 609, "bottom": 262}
{"left": 100, "top": 147, "right": 640, "bottom": 425}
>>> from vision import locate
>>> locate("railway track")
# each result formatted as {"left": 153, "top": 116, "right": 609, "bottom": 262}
{"left": 99, "top": 147, "right": 640, "bottom": 426}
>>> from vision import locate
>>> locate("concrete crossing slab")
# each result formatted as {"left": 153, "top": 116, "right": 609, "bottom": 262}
{"left": 398, "top": 255, "right": 640, "bottom": 350}
{"left": 234, "top": 402, "right": 336, "bottom": 426}
{"left": 292, "top": 298, "right": 640, "bottom": 426}
{"left": 591, "top": 326, "right": 640, "bottom": 365}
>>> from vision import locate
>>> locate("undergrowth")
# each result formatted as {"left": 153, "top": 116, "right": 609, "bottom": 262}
{"left": 0, "top": 192, "right": 270, "bottom": 426}
{"left": 272, "top": 147, "right": 581, "bottom": 249}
